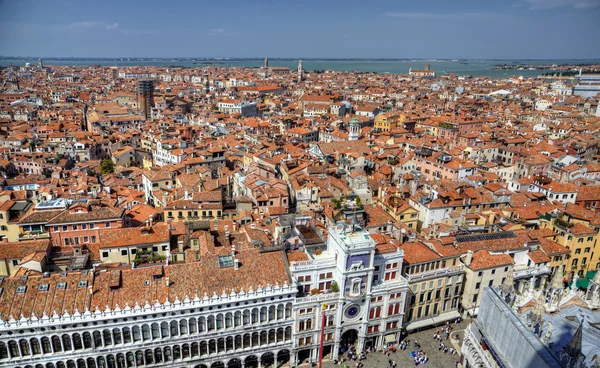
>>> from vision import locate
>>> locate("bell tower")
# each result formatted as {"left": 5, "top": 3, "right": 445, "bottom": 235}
{"left": 348, "top": 117, "right": 360, "bottom": 141}
{"left": 297, "top": 59, "right": 303, "bottom": 83}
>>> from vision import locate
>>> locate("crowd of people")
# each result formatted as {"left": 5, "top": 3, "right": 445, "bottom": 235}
{"left": 329, "top": 318, "right": 463, "bottom": 367}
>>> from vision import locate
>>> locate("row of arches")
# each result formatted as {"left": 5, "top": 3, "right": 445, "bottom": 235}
{"left": 15, "top": 349, "right": 291, "bottom": 368}
{"left": 4, "top": 327, "right": 291, "bottom": 362}
{"left": 0, "top": 304, "right": 293, "bottom": 360}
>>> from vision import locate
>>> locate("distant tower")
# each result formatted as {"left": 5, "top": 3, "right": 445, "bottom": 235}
{"left": 297, "top": 59, "right": 303, "bottom": 83}
{"left": 204, "top": 74, "right": 210, "bottom": 93}
{"left": 425, "top": 64, "right": 430, "bottom": 71}
{"left": 264, "top": 57, "right": 269, "bottom": 69}
{"left": 348, "top": 117, "right": 360, "bottom": 141}
{"left": 137, "top": 79, "right": 155, "bottom": 120}
{"left": 37, "top": 58, "right": 43, "bottom": 70}
{"left": 110, "top": 67, "right": 118, "bottom": 80}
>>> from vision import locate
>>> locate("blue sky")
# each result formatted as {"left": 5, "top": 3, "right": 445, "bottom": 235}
{"left": 0, "top": 0, "right": 599, "bottom": 59}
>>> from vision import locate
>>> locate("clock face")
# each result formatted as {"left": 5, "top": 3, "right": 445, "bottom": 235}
{"left": 345, "top": 304, "right": 361, "bottom": 319}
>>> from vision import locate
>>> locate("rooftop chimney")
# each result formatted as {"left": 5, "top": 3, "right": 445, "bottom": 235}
{"left": 234, "top": 259, "right": 240, "bottom": 270}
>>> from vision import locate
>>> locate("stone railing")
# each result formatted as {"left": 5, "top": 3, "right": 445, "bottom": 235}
{"left": 289, "top": 258, "right": 336, "bottom": 272}
{"left": 371, "top": 277, "right": 409, "bottom": 292}
{"left": 513, "top": 265, "right": 551, "bottom": 279}
{"left": 407, "top": 265, "right": 463, "bottom": 282}
{"left": 296, "top": 292, "right": 340, "bottom": 304}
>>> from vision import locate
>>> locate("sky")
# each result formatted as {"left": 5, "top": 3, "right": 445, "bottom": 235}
{"left": 0, "top": 0, "right": 599, "bottom": 59}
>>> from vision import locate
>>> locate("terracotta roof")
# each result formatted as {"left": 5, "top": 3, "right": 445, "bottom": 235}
{"left": 400, "top": 241, "right": 441, "bottom": 264}
{"left": 98, "top": 223, "right": 170, "bottom": 249}
{"left": 468, "top": 250, "right": 513, "bottom": 271}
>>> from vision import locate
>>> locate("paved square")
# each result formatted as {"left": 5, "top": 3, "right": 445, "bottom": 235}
{"left": 313, "top": 320, "right": 470, "bottom": 368}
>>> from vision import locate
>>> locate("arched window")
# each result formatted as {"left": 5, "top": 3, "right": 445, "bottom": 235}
{"left": 134, "top": 352, "right": 143, "bottom": 366}
{"left": 260, "top": 307, "right": 267, "bottom": 322}
{"left": 132, "top": 326, "right": 141, "bottom": 342}
{"left": 72, "top": 334, "right": 83, "bottom": 350}
{"left": 268, "top": 329, "right": 276, "bottom": 343}
{"left": 182, "top": 344, "right": 190, "bottom": 359}
{"left": 41, "top": 337, "right": 51, "bottom": 354}
{"left": 243, "top": 310, "right": 250, "bottom": 325}
{"left": 252, "top": 308, "right": 259, "bottom": 324}
{"left": 207, "top": 315, "right": 215, "bottom": 331}
{"left": 285, "top": 326, "right": 292, "bottom": 340}
{"left": 51, "top": 336, "right": 61, "bottom": 353}
{"left": 189, "top": 318, "right": 198, "bottom": 334}
{"left": 268, "top": 305, "right": 275, "bottom": 321}
{"left": 170, "top": 320, "right": 179, "bottom": 336}
{"left": 191, "top": 342, "right": 199, "bottom": 357}
{"left": 225, "top": 313, "right": 233, "bottom": 329}
{"left": 144, "top": 350, "right": 153, "bottom": 365}
{"left": 285, "top": 303, "right": 293, "bottom": 318}
{"left": 121, "top": 328, "right": 131, "bottom": 344}
{"left": 179, "top": 319, "right": 188, "bottom": 335}
{"left": 21, "top": 339, "right": 32, "bottom": 356}
{"left": 163, "top": 346, "right": 172, "bottom": 362}
{"left": 234, "top": 311, "right": 242, "bottom": 327}
{"left": 173, "top": 345, "right": 181, "bottom": 360}
{"left": 0, "top": 342, "right": 8, "bottom": 359}
{"left": 216, "top": 314, "right": 224, "bottom": 330}
{"left": 161, "top": 321, "right": 169, "bottom": 337}
{"left": 31, "top": 338, "right": 41, "bottom": 355}
{"left": 112, "top": 328, "right": 122, "bottom": 345}
{"left": 7, "top": 341, "right": 18, "bottom": 358}
{"left": 141, "top": 325, "right": 151, "bottom": 341}
{"left": 151, "top": 323, "right": 160, "bottom": 340}
{"left": 92, "top": 331, "right": 101, "bottom": 348}
{"left": 200, "top": 341, "right": 208, "bottom": 356}
{"left": 106, "top": 356, "right": 115, "bottom": 368}
{"left": 217, "top": 338, "right": 225, "bottom": 353}
{"left": 235, "top": 335, "right": 242, "bottom": 350}
{"left": 61, "top": 335, "right": 72, "bottom": 351}
{"left": 154, "top": 348, "right": 163, "bottom": 364}
{"left": 277, "top": 304, "right": 284, "bottom": 319}
{"left": 103, "top": 330, "right": 112, "bottom": 346}
{"left": 198, "top": 317, "right": 206, "bottom": 333}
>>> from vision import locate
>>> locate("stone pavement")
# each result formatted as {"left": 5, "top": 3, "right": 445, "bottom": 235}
{"left": 311, "top": 319, "right": 470, "bottom": 368}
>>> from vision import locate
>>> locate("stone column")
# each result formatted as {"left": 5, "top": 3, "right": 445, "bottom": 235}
{"left": 290, "top": 352, "right": 297, "bottom": 367}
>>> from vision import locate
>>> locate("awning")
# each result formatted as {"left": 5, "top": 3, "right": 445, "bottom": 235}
{"left": 431, "top": 310, "right": 461, "bottom": 325}
{"left": 384, "top": 334, "right": 396, "bottom": 344}
{"left": 405, "top": 318, "right": 436, "bottom": 332}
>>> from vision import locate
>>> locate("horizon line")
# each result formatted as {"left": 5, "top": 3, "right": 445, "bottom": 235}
{"left": 2, "top": 56, "right": 600, "bottom": 61}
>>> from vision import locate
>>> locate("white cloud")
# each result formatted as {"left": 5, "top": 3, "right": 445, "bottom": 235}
{"left": 70, "top": 21, "right": 119, "bottom": 31}
{"left": 523, "top": 0, "right": 600, "bottom": 9}
{"left": 205, "top": 28, "right": 235, "bottom": 36}
{"left": 385, "top": 12, "right": 496, "bottom": 19}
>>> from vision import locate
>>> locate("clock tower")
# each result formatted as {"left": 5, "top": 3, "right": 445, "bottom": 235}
{"left": 298, "top": 59, "right": 304, "bottom": 83}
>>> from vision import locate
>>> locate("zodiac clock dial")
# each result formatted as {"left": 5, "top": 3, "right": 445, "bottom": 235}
{"left": 345, "top": 304, "right": 361, "bottom": 319}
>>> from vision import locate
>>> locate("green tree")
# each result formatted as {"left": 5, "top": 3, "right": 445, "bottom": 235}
{"left": 331, "top": 281, "right": 340, "bottom": 293}
{"left": 101, "top": 158, "right": 115, "bottom": 174}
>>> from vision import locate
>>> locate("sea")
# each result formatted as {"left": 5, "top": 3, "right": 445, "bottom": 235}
{"left": 2, "top": 58, "right": 599, "bottom": 78}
